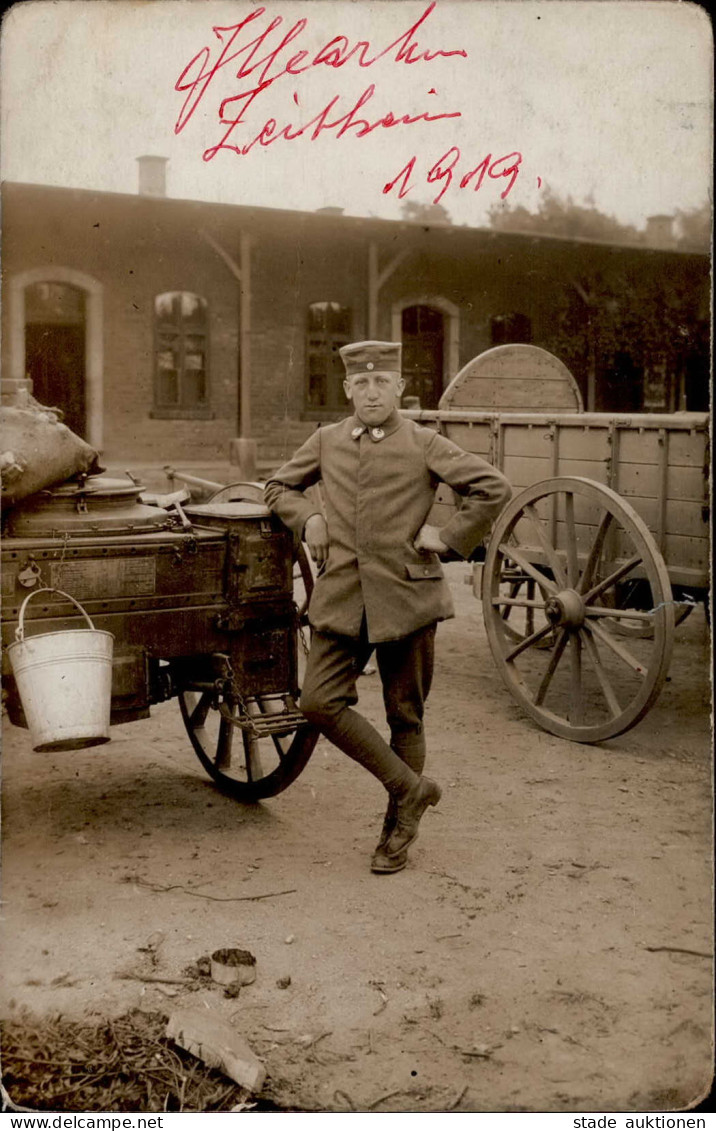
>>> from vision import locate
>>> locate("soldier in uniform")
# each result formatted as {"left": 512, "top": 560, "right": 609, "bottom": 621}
{"left": 264, "top": 341, "right": 511, "bottom": 874}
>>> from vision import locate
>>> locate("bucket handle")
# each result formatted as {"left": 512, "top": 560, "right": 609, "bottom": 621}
{"left": 14, "top": 587, "right": 96, "bottom": 643}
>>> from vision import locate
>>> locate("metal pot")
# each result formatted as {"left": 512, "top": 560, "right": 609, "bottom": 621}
{"left": 3, "top": 476, "right": 172, "bottom": 538}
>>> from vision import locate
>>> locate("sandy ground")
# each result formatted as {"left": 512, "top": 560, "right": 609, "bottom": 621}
{"left": 1, "top": 566, "right": 713, "bottom": 1113}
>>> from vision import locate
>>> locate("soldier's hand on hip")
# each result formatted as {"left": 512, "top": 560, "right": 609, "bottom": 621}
{"left": 414, "top": 523, "right": 449, "bottom": 555}
{"left": 304, "top": 513, "right": 329, "bottom": 566}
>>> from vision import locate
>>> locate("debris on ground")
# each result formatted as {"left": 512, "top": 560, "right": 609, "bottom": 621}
{"left": 166, "top": 1007, "right": 266, "bottom": 1092}
{"left": 182, "top": 955, "right": 213, "bottom": 986}
{"left": 0, "top": 1009, "right": 253, "bottom": 1112}
{"left": 210, "top": 948, "right": 256, "bottom": 987}
{"left": 369, "top": 980, "right": 388, "bottom": 1015}
{"left": 137, "top": 932, "right": 165, "bottom": 966}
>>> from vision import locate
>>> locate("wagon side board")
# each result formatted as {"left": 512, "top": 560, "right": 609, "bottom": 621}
{"left": 406, "top": 409, "right": 710, "bottom": 590}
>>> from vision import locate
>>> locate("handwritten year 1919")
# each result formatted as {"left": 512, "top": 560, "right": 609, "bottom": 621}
{"left": 384, "top": 147, "right": 523, "bottom": 205}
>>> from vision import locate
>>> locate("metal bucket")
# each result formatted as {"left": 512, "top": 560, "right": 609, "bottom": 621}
{"left": 8, "top": 588, "right": 114, "bottom": 752}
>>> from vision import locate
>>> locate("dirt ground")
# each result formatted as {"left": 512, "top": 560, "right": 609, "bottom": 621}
{"left": 1, "top": 565, "right": 713, "bottom": 1113}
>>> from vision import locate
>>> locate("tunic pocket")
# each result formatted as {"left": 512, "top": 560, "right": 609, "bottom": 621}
{"left": 405, "top": 561, "right": 444, "bottom": 580}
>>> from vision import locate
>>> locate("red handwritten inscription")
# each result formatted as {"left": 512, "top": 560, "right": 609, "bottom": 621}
{"left": 203, "top": 84, "right": 461, "bottom": 161}
{"left": 176, "top": 3, "right": 466, "bottom": 160}
{"left": 175, "top": 4, "right": 531, "bottom": 204}
{"left": 176, "top": 2, "right": 466, "bottom": 143}
{"left": 384, "top": 148, "right": 523, "bottom": 204}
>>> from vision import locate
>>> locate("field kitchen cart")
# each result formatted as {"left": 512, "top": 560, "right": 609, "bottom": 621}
{"left": 1, "top": 476, "right": 318, "bottom": 802}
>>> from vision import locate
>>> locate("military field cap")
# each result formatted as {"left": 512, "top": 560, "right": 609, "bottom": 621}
{"left": 339, "top": 340, "right": 402, "bottom": 379}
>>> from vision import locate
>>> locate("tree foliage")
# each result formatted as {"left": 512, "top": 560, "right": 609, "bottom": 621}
{"left": 674, "top": 202, "right": 711, "bottom": 251}
{"left": 400, "top": 199, "right": 453, "bottom": 225}
{"left": 488, "top": 188, "right": 639, "bottom": 243}
{"left": 487, "top": 190, "right": 710, "bottom": 409}
{"left": 539, "top": 263, "right": 708, "bottom": 411}
{"left": 489, "top": 189, "right": 711, "bottom": 251}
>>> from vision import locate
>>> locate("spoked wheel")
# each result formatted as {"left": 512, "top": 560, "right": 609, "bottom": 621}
{"left": 497, "top": 570, "right": 556, "bottom": 648}
{"left": 482, "top": 477, "right": 675, "bottom": 743}
{"left": 176, "top": 513, "right": 318, "bottom": 800}
{"left": 207, "top": 482, "right": 265, "bottom": 504}
{"left": 178, "top": 688, "right": 318, "bottom": 801}
{"left": 293, "top": 540, "right": 314, "bottom": 627}
{"left": 596, "top": 582, "right": 696, "bottom": 639}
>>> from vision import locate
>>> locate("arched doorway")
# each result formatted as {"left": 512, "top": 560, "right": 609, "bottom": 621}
{"left": 391, "top": 296, "right": 460, "bottom": 409}
{"left": 401, "top": 304, "right": 444, "bottom": 408}
{"left": 25, "top": 281, "right": 87, "bottom": 435}
{"left": 8, "top": 267, "right": 104, "bottom": 448}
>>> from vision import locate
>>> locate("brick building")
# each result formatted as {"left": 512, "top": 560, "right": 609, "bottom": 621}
{"left": 1, "top": 173, "right": 709, "bottom": 472}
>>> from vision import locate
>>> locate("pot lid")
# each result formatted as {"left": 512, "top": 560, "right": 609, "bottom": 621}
{"left": 184, "top": 502, "right": 271, "bottom": 519}
{"left": 44, "top": 475, "right": 144, "bottom": 499}
{"left": 3, "top": 474, "right": 172, "bottom": 537}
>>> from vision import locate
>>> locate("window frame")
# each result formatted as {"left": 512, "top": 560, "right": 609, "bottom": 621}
{"left": 303, "top": 300, "right": 353, "bottom": 419}
{"left": 150, "top": 291, "right": 214, "bottom": 420}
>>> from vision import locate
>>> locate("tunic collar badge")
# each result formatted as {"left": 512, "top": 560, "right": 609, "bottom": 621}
{"left": 350, "top": 416, "right": 398, "bottom": 441}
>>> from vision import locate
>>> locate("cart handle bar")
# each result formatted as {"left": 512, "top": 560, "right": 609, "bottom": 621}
{"left": 163, "top": 466, "right": 224, "bottom": 492}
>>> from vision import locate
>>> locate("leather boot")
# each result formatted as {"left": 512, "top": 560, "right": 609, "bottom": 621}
{"left": 384, "top": 776, "right": 442, "bottom": 857}
{"left": 370, "top": 844, "right": 408, "bottom": 873}
{"left": 370, "top": 796, "right": 406, "bottom": 873}
{"left": 376, "top": 795, "right": 398, "bottom": 850}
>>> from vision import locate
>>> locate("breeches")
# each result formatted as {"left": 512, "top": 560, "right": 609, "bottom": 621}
{"left": 300, "top": 620, "right": 436, "bottom": 790}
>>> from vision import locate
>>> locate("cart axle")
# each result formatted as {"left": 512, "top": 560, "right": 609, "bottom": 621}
{"left": 544, "top": 589, "right": 585, "bottom": 629}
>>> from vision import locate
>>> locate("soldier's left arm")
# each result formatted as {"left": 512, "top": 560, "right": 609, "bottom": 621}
{"left": 424, "top": 431, "right": 512, "bottom": 559}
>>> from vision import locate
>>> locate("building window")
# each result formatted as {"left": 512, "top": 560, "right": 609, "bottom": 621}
{"left": 490, "top": 313, "right": 532, "bottom": 345}
{"left": 152, "top": 291, "right": 212, "bottom": 418}
{"left": 305, "top": 302, "right": 352, "bottom": 411}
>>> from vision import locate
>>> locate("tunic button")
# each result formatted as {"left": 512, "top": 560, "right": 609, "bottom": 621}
{"left": 424, "top": 567, "right": 430, "bottom": 575}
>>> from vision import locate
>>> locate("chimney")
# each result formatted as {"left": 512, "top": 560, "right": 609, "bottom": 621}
{"left": 137, "top": 156, "right": 168, "bottom": 197}
{"left": 645, "top": 214, "right": 675, "bottom": 248}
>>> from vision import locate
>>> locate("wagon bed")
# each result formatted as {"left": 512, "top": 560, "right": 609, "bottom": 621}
{"left": 410, "top": 408, "right": 709, "bottom": 592}
{"left": 403, "top": 344, "right": 709, "bottom": 743}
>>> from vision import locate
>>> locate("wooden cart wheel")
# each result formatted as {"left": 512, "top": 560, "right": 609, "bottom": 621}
{"left": 482, "top": 477, "right": 675, "bottom": 743}
{"left": 177, "top": 532, "right": 318, "bottom": 801}
{"left": 293, "top": 539, "right": 314, "bottom": 627}
{"left": 596, "top": 585, "right": 695, "bottom": 639}
{"left": 497, "top": 571, "right": 555, "bottom": 648}
{"left": 178, "top": 688, "right": 318, "bottom": 801}
{"left": 207, "top": 482, "right": 265, "bottom": 504}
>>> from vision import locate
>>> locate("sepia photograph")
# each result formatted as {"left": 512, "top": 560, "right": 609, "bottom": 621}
{"left": 0, "top": 0, "right": 712, "bottom": 1117}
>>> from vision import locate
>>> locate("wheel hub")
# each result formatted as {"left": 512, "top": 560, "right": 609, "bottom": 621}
{"left": 544, "top": 589, "right": 585, "bottom": 628}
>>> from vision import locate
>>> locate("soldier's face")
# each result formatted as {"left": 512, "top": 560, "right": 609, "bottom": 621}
{"left": 344, "top": 371, "right": 405, "bottom": 425}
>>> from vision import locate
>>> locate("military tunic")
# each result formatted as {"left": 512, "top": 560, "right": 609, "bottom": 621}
{"left": 264, "top": 410, "right": 511, "bottom": 644}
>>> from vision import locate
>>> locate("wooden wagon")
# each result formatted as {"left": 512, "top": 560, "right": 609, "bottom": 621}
{"left": 405, "top": 345, "right": 710, "bottom": 743}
